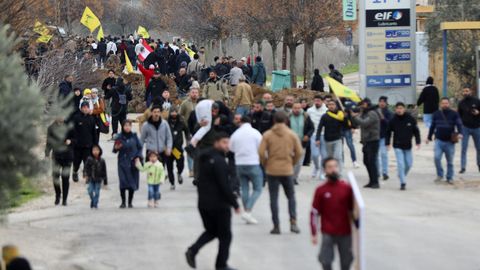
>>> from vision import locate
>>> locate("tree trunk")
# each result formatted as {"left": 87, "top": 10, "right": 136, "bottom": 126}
{"left": 288, "top": 44, "right": 297, "bottom": 88}
{"left": 257, "top": 40, "right": 263, "bottom": 56}
{"left": 304, "top": 40, "right": 314, "bottom": 87}
{"left": 269, "top": 40, "right": 278, "bottom": 71}
{"left": 248, "top": 38, "right": 255, "bottom": 64}
{"left": 282, "top": 42, "right": 287, "bottom": 70}
{"left": 65, "top": 0, "right": 71, "bottom": 34}
{"left": 221, "top": 38, "right": 227, "bottom": 56}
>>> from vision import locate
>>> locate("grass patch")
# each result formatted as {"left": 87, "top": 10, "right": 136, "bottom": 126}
{"left": 8, "top": 178, "right": 42, "bottom": 208}
{"left": 340, "top": 63, "right": 359, "bottom": 75}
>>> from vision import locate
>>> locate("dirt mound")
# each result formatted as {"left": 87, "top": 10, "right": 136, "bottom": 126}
{"left": 250, "top": 85, "right": 320, "bottom": 107}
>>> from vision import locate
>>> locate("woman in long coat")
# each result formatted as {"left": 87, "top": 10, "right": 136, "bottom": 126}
{"left": 113, "top": 120, "right": 143, "bottom": 208}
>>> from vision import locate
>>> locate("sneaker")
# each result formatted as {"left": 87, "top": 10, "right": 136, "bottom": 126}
{"left": 446, "top": 180, "right": 454, "bottom": 185}
{"left": 170, "top": 185, "right": 176, "bottom": 191}
{"left": 119, "top": 203, "right": 126, "bottom": 209}
{"left": 154, "top": 201, "right": 159, "bottom": 208}
{"left": 148, "top": 200, "right": 154, "bottom": 208}
{"left": 185, "top": 249, "right": 196, "bottom": 269}
{"left": 383, "top": 174, "right": 389, "bottom": 181}
{"left": 434, "top": 177, "right": 443, "bottom": 183}
{"left": 178, "top": 173, "right": 184, "bottom": 185}
{"left": 72, "top": 172, "right": 79, "bottom": 182}
{"left": 459, "top": 168, "right": 466, "bottom": 174}
{"left": 216, "top": 267, "right": 238, "bottom": 270}
{"left": 62, "top": 201, "right": 67, "bottom": 206}
{"left": 55, "top": 197, "right": 60, "bottom": 206}
{"left": 400, "top": 183, "right": 406, "bottom": 191}
{"left": 188, "top": 171, "right": 194, "bottom": 178}
{"left": 242, "top": 212, "right": 258, "bottom": 225}
{"left": 270, "top": 226, "right": 281, "bottom": 235}
{"left": 353, "top": 161, "right": 360, "bottom": 169}
{"left": 370, "top": 183, "right": 380, "bottom": 189}
{"left": 128, "top": 203, "right": 134, "bottom": 208}
{"left": 290, "top": 219, "right": 300, "bottom": 234}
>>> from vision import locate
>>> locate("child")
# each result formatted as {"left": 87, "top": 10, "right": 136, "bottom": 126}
{"left": 136, "top": 151, "right": 165, "bottom": 208}
{"left": 84, "top": 145, "right": 107, "bottom": 209}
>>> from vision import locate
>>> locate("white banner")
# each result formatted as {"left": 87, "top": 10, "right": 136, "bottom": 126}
{"left": 348, "top": 172, "right": 365, "bottom": 270}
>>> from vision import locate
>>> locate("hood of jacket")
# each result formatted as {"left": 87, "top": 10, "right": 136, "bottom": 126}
{"left": 270, "top": 123, "right": 289, "bottom": 137}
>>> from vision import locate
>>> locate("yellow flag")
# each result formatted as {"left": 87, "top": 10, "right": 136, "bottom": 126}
{"left": 37, "top": 34, "right": 53, "bottom": 43}
{"left": 184, "top": 44, "right": 195, "bottom": 58}
{"left": 137, "top": 26, "right": 150, "bottom": 39}
{"left": 80, "top": 6, "right": 101, "bottom": 32}
{"left": 33, "top": 21, "right": 50, "bottom": 36}
{"left": 97, "top": 26, "right": 104, "bottom": 41}
{"left": 326, "top": 76, "right": 361, "bottom": 102}
{"left": 124, "top": 51, "right": 134, "bottom": 73}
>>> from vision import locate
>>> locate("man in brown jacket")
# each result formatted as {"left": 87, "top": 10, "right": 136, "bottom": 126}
{"left": 233, "top": 76, "right": 254, "bottom": 116}
{"left": 259, "top": 111, "right": 303, "bottom": 235}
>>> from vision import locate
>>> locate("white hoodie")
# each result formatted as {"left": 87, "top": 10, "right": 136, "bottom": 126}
{"left": 306, "top": 104, "right": 328, "bottom": 137}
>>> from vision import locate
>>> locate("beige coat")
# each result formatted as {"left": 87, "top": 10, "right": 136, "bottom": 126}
{"left": 233, "top": 82, "right": 254, "bottom": 107}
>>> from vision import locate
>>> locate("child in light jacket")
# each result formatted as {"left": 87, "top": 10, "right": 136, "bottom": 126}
{"left": 136, "top": 151, "right": 166, "bottom": 208}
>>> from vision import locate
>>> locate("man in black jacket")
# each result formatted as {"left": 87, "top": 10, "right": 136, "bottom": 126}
{"left": 166, "top": 108, "right": 189, "bottom": 188}
{"left": 249, "top": 101, "right": 273, "bottom": 134}
{"left": 417, "top": 76, "right": 440, "bottom": 129}
{"left": 72, "top": 102, "right": 98, "bottom": 183}
{"left": 105, "top": 77, "right": 132, "bottom": 137}
{"left": 311, "top": 69, "right": 324, "bottom": 92}
{"left": 386, "top": 102, "right": 421, "bottom": 190}
{"left": 97, "top": 38, "right": 107, "bottom": 65}
{"left": 316, "top": 100, "right": 346, "bottom": 170}
{"left": 146, "top": 70, "right": 168, "bottom": 107}
{"left": 458, "top": 87, "right": 480, "bottom": 173}
{"left": 186, "top": 132, "right": 240, "bottom": 270}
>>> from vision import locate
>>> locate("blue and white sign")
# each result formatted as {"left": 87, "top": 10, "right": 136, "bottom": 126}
{"left": 366, "top": 0, "right": 410, "bottom": 10}
{"left": 386, "top": 41, "right": 411, "bottom": 49}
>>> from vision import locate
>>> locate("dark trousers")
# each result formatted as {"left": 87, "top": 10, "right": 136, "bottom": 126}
{"left": 189, "top": 208, "right": 232, "bottom": 268}
{"left": 363, "top": 140, "right": 379, "bottom": 185}
{"left": 73, "top": 147, "right": 91, "bottom": 173}
{"left": 319, "top": 234, "right": 353, "bottom": 270}
{"left": 112, "top": 110, "right": 127, "bottom": 135}
{"left": 52, "top": 161, "right": 71, "bottom": 203}
{"left": 120, "top": 188, "right": 134, "bottom": 205}
{"left": 267, "top": 175, "right": 297, "bottom": 226}
{"left": 166, "top": 153, "right": 184, "bottom": 185}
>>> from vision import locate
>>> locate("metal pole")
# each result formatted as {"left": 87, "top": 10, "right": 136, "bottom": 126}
{"left": 476, "top": 46, "right": 480, "bottom": 98}
{"left": 442, "top": 30, "right": 448, "bottom": 97}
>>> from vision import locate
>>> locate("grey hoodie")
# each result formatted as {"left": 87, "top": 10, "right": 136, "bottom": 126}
{"left": 140, "top": 117, "right": 173, "bottom": 153}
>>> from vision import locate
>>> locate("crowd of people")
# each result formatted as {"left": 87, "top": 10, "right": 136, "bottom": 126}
{"left": 42, "top": 32, "right": 480, "bottom": 270}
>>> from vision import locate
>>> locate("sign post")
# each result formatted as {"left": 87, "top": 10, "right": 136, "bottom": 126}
{"left": 359, "top": 0, "right": 417, "bottom": 104}
{"left": 476, "top": 46, "right": 480, "bottom": 98}
{"left": 343, "top": 0, "right": 357, "bottom": 21}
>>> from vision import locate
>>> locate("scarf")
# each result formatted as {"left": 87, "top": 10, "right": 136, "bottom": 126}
{"left": 327, "top": 110, "right": 344, "bottom": 121}
{"left": 290, "top": 113, "right": 304, "bottom": 140}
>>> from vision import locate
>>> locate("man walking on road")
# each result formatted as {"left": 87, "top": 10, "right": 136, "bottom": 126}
{"left": 140, "top": 106, "right": 173, "bottom": 166}
{"left": 289, "top": 103, "right": 315, "bottom": 184}
{"left": 428, "top": 98, "right": 463, "bottom": 184}
{"left": 417, "top": 76, "right": 440, "bottom": 129}
{"left": 351, "top": 98, "right": 381, "bottom": 189}
{"left": 316, "top": 100, "right": 345, "bottom": 171}
{"left": 307, "top": 95, "right": 328, "bottom": 180}
{"left": 259, "top": 111, "right": 303, "bottom": 234}
{"left": 457, "top": 87, "right": 480, "bottom": 174}
{"left": 186, "top": 133, "right": 240, "bottom": 270}
{"left": 377, "top": 96, "right": 393, "bottom": 181}
{"left": 310, "top": 158, "right": 354, "bottom": 270}
{"left": 229, "top": 116, "right": 263, "bottom": 224}
{"left": 72, "top": 102, "right": 98, "bottom": 183}
{"left": 385, "top": 102, "right": 421, "bottom": 190}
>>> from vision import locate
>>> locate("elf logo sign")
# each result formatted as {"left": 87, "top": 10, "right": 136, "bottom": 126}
{"left": 366, "top": 9, "right": 410, "bottom": 27}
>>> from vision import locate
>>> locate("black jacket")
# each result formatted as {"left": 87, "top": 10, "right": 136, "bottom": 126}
{"left": 458, "top": 96, "right": 480, "bottom": 129}
{"left": 428, "top": 109, "right": 463, "bottom": 142}
{"left": 311, "top": 74, "right": 324, "bottom": 91}
{"left": 146, "top": 77, "right": 168, "bottom": 101}
{"left": 417, "top": 85, "right": 440, "bottom": 114}
{"left": 45, "top": 121, "right": 74, "bottom": 163}
{"left": 105, "top": 79, "right": 132, "bottom": 113}
{"left": 59, "top": 80, "right": 72, "bottom": 99}
{"left": 83, "top": 156, "right": 107, "bottom": 183}
{"left": 250, "top": 110, "right": 273, "bottom": 134}
{"left": 73, "top": 113, "right": 97, "bottom": 148}
{"left": 379, "top": 107, "right": 393, "bottom": 139}
{"left": 168, "top": 116, "right": 189, "bottom": 150}
{"left": 386, "top": 113, "right": 421, "bottom": 150}
{"left": 197, "top": 148, "right": 239, "bottom": 210}
{"left": 97, "top": 41, "right": 107, "bottom": 57}
{"left": 317, "top": 111, "right": 346, "bottom": 142}
{"left": 175, "top": 74, "right": 191, "bottom": 93}
{"left": 101, "top": 77, "right": 116, "bottom": 92}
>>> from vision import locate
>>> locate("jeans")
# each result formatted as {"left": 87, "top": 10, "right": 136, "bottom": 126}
{"left": 189, "top": 208, "right": 232, "bottom": 268}
{"left": 311, "top": 136, "right": 327, "bottom": 178}
{"left": 342, "top": 129, "right": 357, "bottom": 162}
{"left": 148, "top": 184, "right": 161, "bottom": 201}
{"left": 293, "top": 149, "right": 306, "bottom": 181}
{"left": 325, "top": 139, "right": 343, "bottom": 170}
{"left": 88, "top": 181, "right": 101, "bottom": 207}
{"left": 423, "top": 114, "right": 433, "bottom": 129}
{"left": 319, "top": 234, "right": 353, "bottom": 270}
{"left": 461, "top": 127, "right": 480, "bottom": 169}
{"left": 377, "top": 138, "right": 388, "bottom": 176}
{"left": 267, "top": 175, "right": 297, "bottom": 226}
{"left": 393, "top": 148, "right": 413, "bottom": 184}
{"left": 235, "top": 105, "right": 251, "bottom": 116}
{"left": 237, "top": 165, "right": 263, "bottom": 211}
{"left": 363, "top": 141, "right": 379, "bottom": 185}
{"left": 434, "top": 139, "right": 455, "bottom": 181}
{"left": 187, "top": 156, "right": 194, "bottom": 172}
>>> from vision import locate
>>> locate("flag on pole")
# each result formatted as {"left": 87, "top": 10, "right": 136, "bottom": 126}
{"left": 183, "top": 43, "right": 195, "bottom": 59}
{"left": 326, "top": 76, "right": 361, "bottom": 102}
{"left": 137, "top": 26, "right": 150, "bottom": 39}
{"left": 80, "top": 6, "right": 101, "bottom": 33}
{"left": 124, "top": 51, "right": 134, "bottom": 74}
{"left": 37, "top": 35, "right": 53, "bottom": 43}
{"left": 137, "top": 39, "right": 153, "bottom": 62}
{"left": 34, "top": 21, "right": 53, "bottom": 43}
{"left": 96, "top": 26, "right": 104, "bottom": 41}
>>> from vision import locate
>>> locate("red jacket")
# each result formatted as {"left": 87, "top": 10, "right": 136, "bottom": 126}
{"left": 310, "top": 180, "right": 353, "bottom": 236}
{"left": 138, "top": 63, "right": 154, "bottom": 88}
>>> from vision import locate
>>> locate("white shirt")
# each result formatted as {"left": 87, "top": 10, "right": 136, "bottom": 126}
{"left": 229, "top": 123, "right": 262, "bottom": 165}
{"left": 106, "top": 41, "right": 117, "bottom": 54}
{"left": 307, "top": 104, "right": 327, "bottom": 136}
